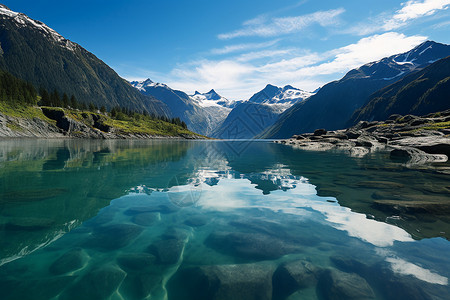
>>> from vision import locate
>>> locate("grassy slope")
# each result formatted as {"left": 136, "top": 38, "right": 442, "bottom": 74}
{"left": 0, "top": 102, "right": 203, "bottom": 138}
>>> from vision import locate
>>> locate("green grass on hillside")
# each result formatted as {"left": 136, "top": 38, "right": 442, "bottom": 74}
{"left": 0, "top": 101, "right": 55, "bottom": 124}
{"left": 0, "top": 102, "right": 203, "bottom": 138}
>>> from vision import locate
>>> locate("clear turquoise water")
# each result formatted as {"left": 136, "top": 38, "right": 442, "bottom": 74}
{"left": 0, "top": 139, "right": 449, "bottom": 300}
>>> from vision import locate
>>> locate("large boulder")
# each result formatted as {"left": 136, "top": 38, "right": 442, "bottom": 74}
{"left": 318, "top": 269, "right": 375, "bottom": 300}
{"left": 167, "top": 263, "right": 275, "bottom": 300}
{"left": 273, "top": 260, "right": 323, "bottom": 300}
{"left": 49, "top": 248, "right": 86, "bottom": 275}
{"left": 205, "top": 231, "right": 301, "bottom": 260}
{"left": 148, "top": 238, "right": 185, "bottom": 265}
{"left": 84, "top": 224, "right": 143, "bottom": 250}
{"left": 60, "top": 265, "right": 126, "bottom": 300}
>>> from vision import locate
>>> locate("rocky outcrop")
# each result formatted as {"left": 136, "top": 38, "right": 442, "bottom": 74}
{"left": 0, "top": 108, "right": 203, "bottom": 139}
{"left": 276, "top": 109, "right": 450, "bottom": 166}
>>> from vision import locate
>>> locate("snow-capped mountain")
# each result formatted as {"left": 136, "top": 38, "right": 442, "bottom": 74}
{"left": 213, "top": 84, "right": 313, "bottom": 139}
{"left": 260, "top": 40, "right": 450, "bottom": 139}
{"left": 190, "top": 89, "right": 239, "bottom": 108}
{"left": 131, "top": 79, "right": 231, "bottom": 136}
{"left": 0, "top": 5, "right": 168, "bottom": 116}
{"left": 0, "top": 4, "right": 77, "bottom": 51}
{"left": 344, "top": 40, "right": 450, "bottom": 82}
{"left": 248, "top": 84, "right": 313, "bottom": 111}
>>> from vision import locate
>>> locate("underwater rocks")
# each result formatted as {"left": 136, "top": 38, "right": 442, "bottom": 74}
{"left": 277, "top": 110, "right": 450, "bottom": 166}
{"left": 131, "top": 212, "right": 160, "bottom": 226}
{"left": 318, "top": 269, "right": 375, "bottom": 300}
{"left": 168, "top": 263, "right": 276, "bottom": 300}
{"left": 60, "top": 264, "right": 126, "bottom": 300}
{"left": 117, "top": 253, "right": 157, "bottom": 271}
{"left": 84, "top": 224, "right": 143, "bottom": 250}
{"left": 49, "top": 248, "right": 86, "bottom": 275}
{"left": 184, "top": 215, "right": 208, "bottom": 227}
{"left": 205, "top": 231, "right": 301, "bottom": 260}
{"left": 272, "top": 260, "right": 324, "bottom": 300}
{"left": 148, "top": 238, "right": 186, "bottom": 265}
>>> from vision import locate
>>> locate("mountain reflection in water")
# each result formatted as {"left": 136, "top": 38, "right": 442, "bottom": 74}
{"left": 0, "top": 139, "right": 448, "bottom": 300}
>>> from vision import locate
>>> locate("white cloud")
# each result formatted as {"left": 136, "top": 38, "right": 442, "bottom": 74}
{"left": 162, "top": 32, "right": 426, "bottom": 100}
{"left": 210, "top": 40, "right": 279, "bottom": 55}
{"left": 393, "top": 0, "right": 450, "bottom": 22}
{"left": 236, "top": 49, "right": 296, "bottom": 62}
{"left": 218, "top": 8, "right": 345, "bottom": 39}
{"left": 348, "top": 0, "right": 450, "bottom": 35}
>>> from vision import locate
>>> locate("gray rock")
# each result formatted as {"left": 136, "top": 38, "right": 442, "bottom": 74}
{"left": 0, "top": 276, "right": 77, "bottom": 300}
{"left": 132, "top": 212, "right": 160, "bottom": 226}
{"left": 85, "top": 224, "right": 143, "bottom": 250}
{"left": 167, "top": 263, "right": 275, "bottom": 300}
{"left": 345, "top": 130, "right": 361, "bottom": 139}
{"left": 318, "top": 269, "right": 375, "bottom": 300}
{"left": 205, "top": 231, "right": 301, "bottom": 260}
{"left": 273, "top": 260, "right": 323, "bottom": 299}
{"left": 390, "top": 147, "right": 447, "bottom": 165}
{"left": 349, "top": 147, "right": 369, "bottom": 158}
{"left": 148, "top": 238, "right": 185, "bottom": 264}
{"left": 60, "top": 265, "right": 126, "bottom": 300}
{"left": 184, "top": 215, "right": 208, "bottom": 227}
{"left": 120, "top": 273, "right": 164, "bottom": 300}
{"left": 49, "top": 248, "right": 86, "bottom": 275}
{"left": 117, "top": 253, "right": 157, "bottom": 271}
{"left": 314, "top": 128, "right": 327, "bottom": 136}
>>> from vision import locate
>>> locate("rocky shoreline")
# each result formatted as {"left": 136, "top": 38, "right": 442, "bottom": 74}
{"left": 0, "top": 108, "right": 203, "bottom": 140}
{"left": 276, "top": 109, "right": 450, "bottom": 169}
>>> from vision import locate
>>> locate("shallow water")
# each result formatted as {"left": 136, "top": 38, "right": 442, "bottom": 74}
{"left": 0, "top": 139, "right": 449, "bottom": 300}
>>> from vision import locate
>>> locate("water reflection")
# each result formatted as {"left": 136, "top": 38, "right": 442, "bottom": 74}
{"left": 0, "top": 140, "right": 449, "bottom": 300}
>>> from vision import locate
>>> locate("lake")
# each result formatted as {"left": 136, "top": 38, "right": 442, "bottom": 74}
{"left": 0, "top": 139, "right": 449, "bottom": 300}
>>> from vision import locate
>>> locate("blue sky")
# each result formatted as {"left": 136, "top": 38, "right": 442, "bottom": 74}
{"left": 5, "top": 0, "right": 450, "bottom": 99}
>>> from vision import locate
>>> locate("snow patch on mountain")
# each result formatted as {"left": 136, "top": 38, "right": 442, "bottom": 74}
{"left": 190, "top": 89, "right": 237, "bottom": 108}
{"left": 0, "top": 5, "right": 77, "bottom": 51}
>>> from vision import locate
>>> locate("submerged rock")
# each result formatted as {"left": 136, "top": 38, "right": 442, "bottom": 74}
{"left": 124, "top": 203, "right": 180, "bottom": 215}
{"left": 167, "top": 263, "right": 275, "bottom": 300}
{"left": 117, "top": 253, "right": 157, "bottom": 271}
{"left": 49, "top": 248, "right": 86, "bottom": 275}
{"left": 120, "top": 273, "right": 164, "bottom": 300}
{"left": 0, "top": 276, "right": 77, "bottom": 300}
{"left": 148, "top": 238, "right": 185, "bottom": 265}
{"left": 272, "top": 260, "right": 323, "bottom": 300}
{"left": 84, "top": 224, "right": 143, "bottom": 250}
{"left": 132, "top": 212, "right": 160, "bottom": 226}
{"left": 318, "top": 269, "right": 375, "bottom": 300}
{"left": 184, "top": 215, "right": 208, "bottom": 227}
{"left": 205, "top": 231, "right": 301, "bottom": 260}
{"left": 60, "top": 265, "right": 126, "bottom": 300}
{"left": 390, "top": 147, "right": 447, "bottom": 165}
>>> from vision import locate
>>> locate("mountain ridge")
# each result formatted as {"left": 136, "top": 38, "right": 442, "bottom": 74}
{"left": 0, "top": 5, "right": 168, "bottom": 116}
{"left": 260, "top": 40, "right": 450, "bottom": 139}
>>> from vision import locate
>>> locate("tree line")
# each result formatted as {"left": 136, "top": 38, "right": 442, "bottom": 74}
{"left": 0, "top": 69, "right": 188, "bottom": 130}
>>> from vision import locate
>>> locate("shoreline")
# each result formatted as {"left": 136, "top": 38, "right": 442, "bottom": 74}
{"left": 275, "top": 110, "right": 450, "bottom": 171}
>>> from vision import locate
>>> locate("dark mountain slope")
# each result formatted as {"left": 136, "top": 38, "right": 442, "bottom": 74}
{"left": 351, "top": 56, "right": 450, "bottom": 123}
{"left": 260, "top": 41, "right": 450, "bottom": 138}
{"left": 0, "top": 5, "right": 168, "bottom": 115}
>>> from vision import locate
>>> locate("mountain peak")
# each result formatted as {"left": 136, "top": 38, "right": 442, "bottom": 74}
{"left": 205, "top": 89, "right": 221, "bottom": 100}
{"left": 0, "top": 4, "right": 11, "bottom": 10}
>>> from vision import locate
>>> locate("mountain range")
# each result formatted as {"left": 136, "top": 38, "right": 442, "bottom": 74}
{"left": 0, "top": 4, "right": 168, "bottom": 116}
{"left": 260, "top": 41, "right": 450, "bottom": 139}
{"left": 350, "top": 55, "right": 450, "bottom": 123}
{"left": 130, "top": 79, "right": 231, "bottom": 136}
{"left": 213, "top": 84, "right": 313, "bottom": 138}
{"left": 1, "top": 4, "right": 450, "bottom": 139}
{"left": 130, "top": 79, "right": 312, "bottom": 137}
